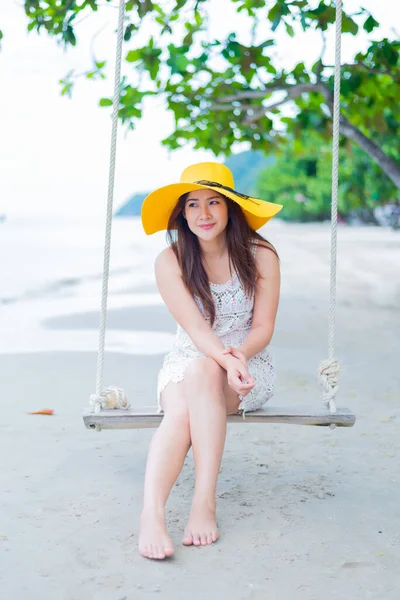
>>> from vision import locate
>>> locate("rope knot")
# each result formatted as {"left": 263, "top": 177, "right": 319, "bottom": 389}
{"left": 89, "top": 386, "right": 130, "bottom": 413}
{"left": 318, "top": 359, "right": 340, "bottom": 413}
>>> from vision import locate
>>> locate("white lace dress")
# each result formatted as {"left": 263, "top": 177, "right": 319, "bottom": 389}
{"left": 157, "top": 243, "right": 276, "bottom": 415}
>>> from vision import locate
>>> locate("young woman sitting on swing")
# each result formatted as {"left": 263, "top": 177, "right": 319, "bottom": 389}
{"left": 138, "top": 161, "right": 282, "bottom": 560}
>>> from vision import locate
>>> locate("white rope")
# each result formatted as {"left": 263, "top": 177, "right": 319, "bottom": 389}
{"left": 90, "top": 386, "right": 129, "bottom": 413}
{"left": 89, "top": 0, "right": 130, "bottom": 413}
{"left": 318, "top": 0, "right": 342, "bottom": 417}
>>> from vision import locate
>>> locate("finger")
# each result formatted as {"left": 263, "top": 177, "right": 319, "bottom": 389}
{"left": 239, "top": 385, "right": 255, "bottom": 397}
{"left": 238, "top": 382, "right": 255, "bottom": 394}
{"left": 229, "top": 375, "right": 247, "bottom": 390}
{"left": 231, "top": 379, "right": 255, "bottom": 392}
{"left": 225, "top": 347, "right": 240, "bottom": 358}
{"left": 238, "top": 372, "right": 254, "bottom": 384}
{"left": 239, "top": 379, "right": 255, "bottom": 389}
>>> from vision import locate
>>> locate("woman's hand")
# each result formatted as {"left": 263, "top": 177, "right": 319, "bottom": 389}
{"left": 223, "top": 353, "right": 255, "bottom": 397}
{"left": 222, "top": 346, "right": 248, "bottom": 366}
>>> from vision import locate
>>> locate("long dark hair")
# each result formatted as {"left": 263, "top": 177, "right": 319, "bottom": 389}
{"left": 167, "top": 192, "right": 279, "bottom": 325}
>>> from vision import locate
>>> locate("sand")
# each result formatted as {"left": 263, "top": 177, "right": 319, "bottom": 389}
{"left": 1, "top": 222, "right": 399, "bottom": 600}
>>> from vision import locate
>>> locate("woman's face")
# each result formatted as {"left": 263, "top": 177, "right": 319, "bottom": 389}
{"left": 184, "top": 189, "right": 228, "bottom": 241}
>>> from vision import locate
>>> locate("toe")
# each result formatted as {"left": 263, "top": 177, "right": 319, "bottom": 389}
{"left": 193, "top": 533, "right": 201, "bottom": 546}
{"left": 182, "top": 531, "right": 193, "bottom": 546}
{"left": 164, "top": 545, "right": 174, "bottom": 557}
{"left": 200, "top": 533, "right": 207, "bottom": 546}
{"left": 206, "top": 533, "right": 213, "bottom": 545}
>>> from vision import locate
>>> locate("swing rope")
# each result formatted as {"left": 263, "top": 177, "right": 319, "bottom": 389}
{"left": 90, "top": 0, "right": 127, "bottom": 413}
{"left": 318, "top": 0, "right": 343, "bottom": 414}
{"left": 89, "top": 0, "right": 343, "bottom": 416}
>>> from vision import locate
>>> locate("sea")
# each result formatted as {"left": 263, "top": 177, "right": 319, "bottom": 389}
{"left": 0, "top": 215, "right": 174, "bottom": 355}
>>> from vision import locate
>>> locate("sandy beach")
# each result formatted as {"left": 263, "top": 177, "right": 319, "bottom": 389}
{"left": 1, "top": 221, "right": 399, "bottom": 599}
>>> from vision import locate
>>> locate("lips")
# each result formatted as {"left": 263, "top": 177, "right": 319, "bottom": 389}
{"left": 199, "top": 224, "right": 215, "bottom": 230}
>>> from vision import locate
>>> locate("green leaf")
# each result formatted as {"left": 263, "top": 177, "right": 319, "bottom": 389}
{"left": 259, "top": 39, "right": 274, "bottom": 49}
{"left": 311, "top": 59, "right": 323, "bottom": 75}
{"left": 382, "top": 42, "right": 398, "bottom": 66}
{"left": 99, "top": 98, "right": 113, "bottom": 107}
{"left": 64, "top": 25, "right": 76, "bottom": 46}
{"left": 285, "top": 22, "right": 295, "bottom": 37}
{"left": 268, "top": 2, "right": 283, "bottom": 30}
{"left": 124, "top": 24, "right": 138, "bottom": 41}
{"left": 167, "top": 53, "right": 189, "bottom": 75}
{"left": 59, "top": 78, "right": 74, "bottom": 98}
{"left": 363, "top": 15, "right": 379, "bottom": 33}
{"left": 126, "top": 49, "right": 142, "bottom": 63}
{"left": 308, "top": 2, "right": 329, "bottom": 16}
{"left": 148, "top": 60, "right": 160, "bottom": 80}
{"left": 306, "top": 4, "right": 336, "bottom": 31}
{"left": 342, "top": 14, "right": 359, "bottom": 35}
{"left": 174, "top": 0, "right": 187, "bottom": 10}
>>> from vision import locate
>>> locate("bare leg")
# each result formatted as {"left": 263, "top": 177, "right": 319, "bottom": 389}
{"left": 138, "top": 382, "right": 191, "bottom": 560}
{"left": 182, "top": 358, "right": 240, "bottom": 547}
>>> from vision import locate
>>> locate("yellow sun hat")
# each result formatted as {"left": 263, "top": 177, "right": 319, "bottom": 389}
{"left": 141, "top": 161, "right": 283, "bottom": 235}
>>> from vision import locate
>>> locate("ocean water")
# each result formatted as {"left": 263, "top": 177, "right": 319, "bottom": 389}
{"left": 0, "top": 215, "right": 174, "bottom": 355}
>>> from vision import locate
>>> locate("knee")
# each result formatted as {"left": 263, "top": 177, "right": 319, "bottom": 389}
{"left": 184, "top": 357, "right": 224, "bottom": 387}
{"left": 163, "top": 400, "right": 190, "bottom": 427}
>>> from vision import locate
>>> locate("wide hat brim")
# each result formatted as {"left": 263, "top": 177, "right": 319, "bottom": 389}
{"left": 141, "top": 182, "right": 283, "bottom": 235}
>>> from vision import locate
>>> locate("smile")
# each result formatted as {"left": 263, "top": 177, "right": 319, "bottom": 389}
{"left": 199, "top": 224, "right": 215, "bottom": 230}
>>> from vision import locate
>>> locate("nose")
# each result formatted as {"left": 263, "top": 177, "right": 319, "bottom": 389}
{"left": 200, "top": 204, "right": 211, "bottom": 220}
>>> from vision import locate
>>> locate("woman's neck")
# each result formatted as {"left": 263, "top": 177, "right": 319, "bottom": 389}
{"left": 198, "top": 233, "right": 227, "bottom": 259}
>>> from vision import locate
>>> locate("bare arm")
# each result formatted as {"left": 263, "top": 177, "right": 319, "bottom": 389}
{"left": 155, "top": 247, "right": 231, "bottom": 370}
{"left": 238, "top": 244, "right": 280, "bottom": 360}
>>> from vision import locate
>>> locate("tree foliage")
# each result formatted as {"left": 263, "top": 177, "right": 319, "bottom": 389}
{"left": 256, "top": 133, "right": 399, "bottom": 221}
{"left": 10, "top": 1, "right": 400, "bottom": 189}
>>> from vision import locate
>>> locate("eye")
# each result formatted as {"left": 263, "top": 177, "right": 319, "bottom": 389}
{"left": 210, "top": 200, "right": 219, "bottom": 205}
{"left": 187, "top": 202, "right": 198, "bottom": 208}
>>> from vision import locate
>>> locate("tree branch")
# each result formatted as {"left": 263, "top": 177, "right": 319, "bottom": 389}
{"left": 208, "top": 82, "right": 400, "bottom": 188}
{"left": 325, "top": 62, "right": 400, "bottom": 82}
{"left": 339, "top": 116, "right": 400, "bottom": 188}
{"left": 216, "top": 82, "right": 326, "bottom": 104}
{"left": 242, "top": 97, "right": 292, "bottom": 124}
{"left": 208, "top": 96, "right": 291, "bottom": 121}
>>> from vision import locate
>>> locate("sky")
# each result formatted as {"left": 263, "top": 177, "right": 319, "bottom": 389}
{"left": 0, "top": 0, "right": 398, "bottom": 218}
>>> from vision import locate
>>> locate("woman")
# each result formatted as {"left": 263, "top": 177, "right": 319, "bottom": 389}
{"left": 139, "top": 162, "right": 282, "bottom": 560}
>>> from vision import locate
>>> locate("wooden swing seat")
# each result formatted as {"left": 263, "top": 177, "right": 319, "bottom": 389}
{"left": 83, "top": 406, "right": 356, "bottom": 431}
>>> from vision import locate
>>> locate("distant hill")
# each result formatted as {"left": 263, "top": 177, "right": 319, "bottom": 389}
{"left": 115, "top": 192, "right": 147, "bottom": 217}
{"left": 225, "top": 151, "right": 275, "bottom": 195}
{"left": 115, "top": 150, "right": 275, "bottom": 217}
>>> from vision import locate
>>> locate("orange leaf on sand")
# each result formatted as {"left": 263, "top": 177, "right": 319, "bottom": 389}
{"left": 28, "top": 409, "right": 55, "bottom": 415}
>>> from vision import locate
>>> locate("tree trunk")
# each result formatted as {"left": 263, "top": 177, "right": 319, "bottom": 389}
{"left": 339, "top": 115, "right": 400, "bottom": 190}
{"left": 317, "top": 83, "right": 400, "bottom": 190}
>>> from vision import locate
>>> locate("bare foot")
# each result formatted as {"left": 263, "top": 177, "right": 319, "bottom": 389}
{"left": 138, "top": 509, "right": 174, "bottom": 560}
{"left": 182, "top": 502, "right": 219, "bottom": 546}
